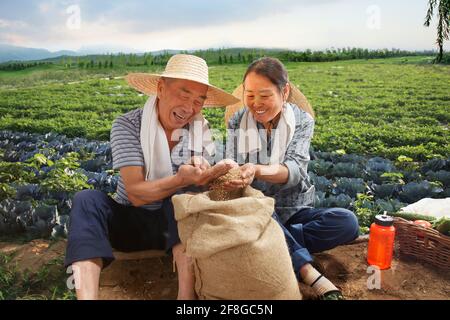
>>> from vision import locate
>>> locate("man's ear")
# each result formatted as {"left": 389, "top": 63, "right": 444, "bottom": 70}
{"left": 157, "top": 79, "right": 165, "bottom": 99}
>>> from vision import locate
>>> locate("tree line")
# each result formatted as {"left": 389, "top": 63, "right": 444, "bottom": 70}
{"left": 1, "top": 47, "right": 447, "bottom": 72}
{"left": 0, "top": 61, "right": 53, "bottom": 71}
{"left": 50, "top": 48, "right": 444, "bottom": 68}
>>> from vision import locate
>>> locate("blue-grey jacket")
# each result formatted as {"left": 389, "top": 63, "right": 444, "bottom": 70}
{"left": 226, "top": 103, "right": 315, "bottom": 224}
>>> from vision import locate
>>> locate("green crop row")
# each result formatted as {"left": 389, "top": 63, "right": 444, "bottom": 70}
{"left": 0, "top": 57, "right": 448, "bottom": 161}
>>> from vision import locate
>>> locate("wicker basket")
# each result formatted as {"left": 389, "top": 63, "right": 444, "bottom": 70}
{"left": 394, "top": 217, "right": 450, "bottom": 271}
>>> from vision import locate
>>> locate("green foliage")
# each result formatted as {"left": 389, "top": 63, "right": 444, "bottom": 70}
{"left": 380, "top": 172, "right": 405, "bottom": 184}
{"left": 353, "top": 193, "right": 378, "bottom": 234}
{"left": 26, "top": 153, "right": 54, "bottom": 170}
{"left": 388, "top": 211, "right": 436, "bottom": 222}
{"left": 395, "top": 155, "right": 420, "bottom": 171}
{"left": 397, "top": 155, "right": 413, "bottom": 163}
{"left": 0, "top": 253, "right": 76, "bottom": 300}
{"left": 0, "top": 61, "right": 53, "bottom": 71}
{"left": 0, "top": 57, "right": 449, "bottom": 162}
{"left": 0, "top": 161, "right": 37, "bottom": 184}
{"left": 0, "top": 53, "right": 448, "bottom": 297}
{"left": 0, "top": 152, "right": 91, "bottom": 197}
{"left": 440, "top": 52, "right": 450, "bottom": 64}
{"left": 424, "top": 0, "right": 450, "bottom": 63}
{"left": 0, "top": 183, "right": 16, "bottom": 202}
{"left": 40, "top": 153, "right": 92, "bottom": 193}
{"left": 433, "top": 217, "right": 450, "bottom": 236}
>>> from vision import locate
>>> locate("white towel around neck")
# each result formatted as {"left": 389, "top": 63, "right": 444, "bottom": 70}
{"left": 237, "top": 103, "right": 296, "bottom": 164}
{"left": 140, "top": 96, "right": 216, "bottom": 181}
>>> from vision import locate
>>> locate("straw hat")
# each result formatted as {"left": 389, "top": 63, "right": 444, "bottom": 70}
{"left": 224, "top": 82, "right": 315, "bottom": 125}
{"left": 126, "top": 54, "right": 239, "bottom": 107}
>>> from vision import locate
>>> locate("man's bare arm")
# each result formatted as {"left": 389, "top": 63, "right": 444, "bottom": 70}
{"left": 121, "top": 160, "right": 236, "bottom": 207}
{"left": 120, "top": 166, "right": 187, "bottom": 207}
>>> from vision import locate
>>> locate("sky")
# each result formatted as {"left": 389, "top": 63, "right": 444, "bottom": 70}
{"left": 0, "top": 0, "right": 446, "bottom": 52}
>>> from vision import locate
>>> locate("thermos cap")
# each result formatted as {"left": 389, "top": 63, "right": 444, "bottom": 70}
{"left": 374, "top": 214, "right": 394, "bottom": 227}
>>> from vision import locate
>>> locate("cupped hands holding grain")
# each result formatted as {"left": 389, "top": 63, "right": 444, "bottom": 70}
{"left": 209, "top": 162, "right": 257, "bottom": 201}
{"left": 177, "top": 157, "right": 239, "bottom": 187}
{"left": 222, "top": 163, "right": 257, "bottom": 191}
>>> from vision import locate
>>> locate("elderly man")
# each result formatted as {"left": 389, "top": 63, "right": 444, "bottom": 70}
{"left": 64, "top": 54, "right": 239, "bottom": 300}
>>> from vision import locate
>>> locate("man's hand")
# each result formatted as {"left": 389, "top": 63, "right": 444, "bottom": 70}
{"left": 176, "top": 164, "right": 204, "bottom": 186}
{"left": 196, "top": 159, "right": 239, "bottom": 186}
{"left": 177, "top": 158, "right": 239, "bottom": 186}
{"left": 223, "top": 163, "right": 257, "bottom": 191}
{"left": 187, "top": 156, "right": 211, "bottom": 170}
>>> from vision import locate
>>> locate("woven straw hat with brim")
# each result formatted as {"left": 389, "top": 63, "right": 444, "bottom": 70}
{"left": 224, "top": 83, "right": 315, "bottom": 125}
{"left": 126, "top": 54, "right": 239, "bottom": 107}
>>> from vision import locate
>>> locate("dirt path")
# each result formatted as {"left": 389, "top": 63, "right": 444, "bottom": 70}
{"left": 302, "top": 241, "right": 450, "bottom": 300}
{"left": 1, "top": 239, "right": 449, "bottom": 300}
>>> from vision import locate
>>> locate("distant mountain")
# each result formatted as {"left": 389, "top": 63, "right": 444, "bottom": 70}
{"left": 149, "top": 49, "right": 182, "bottom": 56}
{"left": 0, "top": 44, "right": 80, "bottom": 63}
{"left": 0, "top": 44, "right": 184, "bottom": 63}
{"left": 76, "top": 44, "right": 143, "bottom": 55}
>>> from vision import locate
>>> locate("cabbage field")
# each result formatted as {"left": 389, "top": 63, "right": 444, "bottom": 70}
{"left": 0, "top": 56, "right": 449, "bottom": 239}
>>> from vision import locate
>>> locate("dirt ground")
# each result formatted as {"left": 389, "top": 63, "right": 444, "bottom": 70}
{"left": 1, "top": 238, "right": 449, "bottom": 300}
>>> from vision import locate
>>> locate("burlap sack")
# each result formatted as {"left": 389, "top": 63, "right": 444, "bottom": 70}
{"left": 172, "top": 186, "right": 302, "bottom": 300}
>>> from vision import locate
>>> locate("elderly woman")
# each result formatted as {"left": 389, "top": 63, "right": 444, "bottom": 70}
{"left": 224, "top": 57, "right": 359, "bottom": 299}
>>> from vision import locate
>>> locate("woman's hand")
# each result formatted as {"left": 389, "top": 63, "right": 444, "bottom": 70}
{"left": 223, "top": 163, "right": 257, "bottom": 191}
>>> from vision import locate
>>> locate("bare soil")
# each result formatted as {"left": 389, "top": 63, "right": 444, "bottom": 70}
{"left": 1, "top": 239, "right": 449, "bottom": 300}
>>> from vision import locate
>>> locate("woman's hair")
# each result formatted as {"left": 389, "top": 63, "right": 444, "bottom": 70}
{"left": 243, "top": 57, "right": 289, "bottom": 94}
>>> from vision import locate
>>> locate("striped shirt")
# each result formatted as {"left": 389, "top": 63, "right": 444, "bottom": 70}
{"left": 227, "top": 103, "right": 316, "bottom": 224}
{"left": 110, "top": 107, "right": 212, "bottom": 210}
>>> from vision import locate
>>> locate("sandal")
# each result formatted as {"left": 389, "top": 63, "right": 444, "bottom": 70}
{"left": 310, "top": 275, "right": 345, "bottom": 300}
{"left": 321, "top": 290, "right": 345, "bottom": 300}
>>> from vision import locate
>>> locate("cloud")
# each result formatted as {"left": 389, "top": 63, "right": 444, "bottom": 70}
{"left": 0, "top": 0, "right": 344, "bottom": 50}
{"left": 39, "top": 2, "right": 51, "bottom": 13}
{"left": 0, "top": 0, "right": 441, "bottom": 52}
{"left": 1, "top": 0, "right": 341, "bottom": 34}
{"left": 0, "top": 33, "right": 29, "bottom": 46}
{"left": 0, "top": 19, "right": 28, "bottom": 28}
{"left": 80, "top": 0, "right": 339, "bottom": 33}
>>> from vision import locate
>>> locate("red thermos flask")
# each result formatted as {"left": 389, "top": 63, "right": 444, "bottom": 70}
{"left": 367, "top": 213, "right": 395, "bottom": 270}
